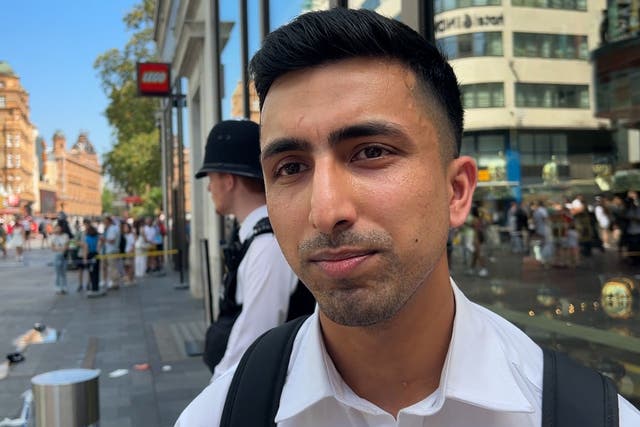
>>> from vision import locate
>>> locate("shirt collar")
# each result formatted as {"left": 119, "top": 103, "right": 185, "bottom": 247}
{"left": 238, "top": 205, "right": 268, "bottom": 242}
{"left": 276, "top": 279, "right": 534, "bottom": 422}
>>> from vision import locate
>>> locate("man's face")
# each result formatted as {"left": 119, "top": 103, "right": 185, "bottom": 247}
{"left": 206, "top": 172, "right": 230, "bottom": 216}
{"left": 260, "top": 58, "right": 458, "bottom": 327}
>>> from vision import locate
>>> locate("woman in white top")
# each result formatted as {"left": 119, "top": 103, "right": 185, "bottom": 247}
{"left": 10, "top": 217, "right": 25, "bottom": 262}
{"left": 50, "top": 224, "right": 70, "bottom": 295}
{"left": 122, "top": 222, "right": 136, "bottom": 285}
{"left": 134, "top": 222, "right": 148, "bottom": 278}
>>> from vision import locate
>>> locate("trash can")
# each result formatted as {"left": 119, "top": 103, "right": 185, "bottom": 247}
{"left": 31, "top": 368, "right": 100, "bottom": 427}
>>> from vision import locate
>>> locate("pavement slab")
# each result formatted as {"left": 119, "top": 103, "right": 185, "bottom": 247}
{"left": 0, "top": 248, "right": 210, "bottom": 426}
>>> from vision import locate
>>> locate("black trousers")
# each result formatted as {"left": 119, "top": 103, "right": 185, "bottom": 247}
{"left": 87, "top": 252, "right": 100, "bottom": 291}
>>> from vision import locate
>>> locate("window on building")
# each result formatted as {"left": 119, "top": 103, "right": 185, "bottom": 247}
{"left": 6, "top": 154, "right": 13, "bottom": 168}
{"left": 460, "top": 132, "right": 507, "bottom": 162}
{"left": 516, "top": 132, "right": 568, "bottom": 165}
{"left": 435, "top": 0, "right": 501, "bottom": 13}
{"left": 0, "top": 96, "right": 5, "bottom": 108}
{"left": 511, "top": 0, "right": 586, "bottom": 10}
{"left": 515, "top": 83, "right": 590, "bottom": 108}
{"left": 6, "top": 134, "right": 12, "bottom": 147}
{"left": 461, "top": 83, "right": 505, "bottom": 108}
{"left": 437, "top": 32, "right": 503, "bottom": 59}
{"left": 14, "top": 134, "right": 20, "bottom": 147}
{"left": 513, "top": 32, "right": 588, "bottom": 59}
{"left": 14, "top": 154, "right": 20, "bottom": 168}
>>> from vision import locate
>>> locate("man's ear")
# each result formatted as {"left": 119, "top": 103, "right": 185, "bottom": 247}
{"left": 448, "top": 156, "right": 477, "bottom": 228}
{"left": 221, "top": 173, "right": 236, "bottom": 191}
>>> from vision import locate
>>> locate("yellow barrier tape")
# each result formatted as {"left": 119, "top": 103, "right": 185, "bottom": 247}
{"left": 95, "top": 249, "right": 178, "bottom": 260}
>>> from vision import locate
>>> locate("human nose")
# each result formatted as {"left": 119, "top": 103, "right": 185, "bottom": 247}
{"left": 308, "top": 159, "right": 357, "bottom": 234}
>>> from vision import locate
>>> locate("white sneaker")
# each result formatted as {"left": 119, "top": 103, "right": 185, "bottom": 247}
{"left": 478, "top": 268, "right": 489, "bottom": 277}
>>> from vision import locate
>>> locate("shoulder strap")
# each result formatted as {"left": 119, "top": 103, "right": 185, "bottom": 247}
{"left": 221, "top": 218, "right": 274, "bottom": 313}
{"left": 542, "top": 348, "right": 619, "bottom": 427}
{"left": 220, "top": 315, "right": 309, "bottom": 427}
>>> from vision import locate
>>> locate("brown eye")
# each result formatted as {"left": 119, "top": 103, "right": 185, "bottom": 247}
{"left": 353, "top": 145, "right": 391, "bottom": 161}
{"left": 363, "top": 146, "right": 384, "bottom": 158}
{"left": 275, "top": 161, "right": 309, "bottom": 177}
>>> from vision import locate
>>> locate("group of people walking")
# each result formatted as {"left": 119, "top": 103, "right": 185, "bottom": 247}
{"left": 448, "top": 190, "right": 640, "bottom": 275}
{"left": 0, "top": 212, "right": 167, "bottom": 296}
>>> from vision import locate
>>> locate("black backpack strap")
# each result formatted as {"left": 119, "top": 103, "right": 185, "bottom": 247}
{"left": 220, "top": 315, "right": 309, "bottom": 427}
{"left": 219, "top": 218, "right": 273, "bottom": 314}
{"left": 542, "top": 348, "right": 619, "bottom": 427}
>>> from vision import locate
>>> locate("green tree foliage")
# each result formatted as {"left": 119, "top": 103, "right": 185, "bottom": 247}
{"left": 102, "top": 187, "right": 115, "bottom": 214}
{"left": 94, "top": 0, "right": 161, "bottom": 196}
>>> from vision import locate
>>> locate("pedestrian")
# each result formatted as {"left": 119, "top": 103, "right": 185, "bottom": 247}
{"left": 595, "top": 196, "right": 612, "bottom": 249}
{"left": 102, "top": 215, "right": 121, "bottom": 290}
{"left": 624, "top": 190, "right": 640, "bottom": 265}
{"left": 9, "top": 216, "right": 25, "bottom": 262}
{"left": 22, "top": 216, "right": 31, "bottom": 251}
{"left": 507, "top": 201, "right": 527, "bottom": 254}
{"left": 565, "top": 222, "right": 580, "bottom": 267}
{"left": 175, "top": 8, "right": 638, "bottom": 426}
{"left": 142, "top": 216, "right": 159, "bottom": 272}
{"left": 74, "top": 221, "right": 87, "bottom": 291}
{"left": 194, "top": 119, "right": 314, "bottom": 379}
{"left": 38, "top": 219, "right": 49, "bottom": 248}
{"left": 81, "top": 220, "right": 104, "bottom": 297}
{"left": 134, "top": 221, "right": 148, "bottom": 278}
{"left": 121, "top": 222, "right": 136, "bottom": 285}
{"left": 50, "top": 224, "right": 69, "bottom": 295}
{"left": 469, "top": 205, "right": 488, "bottom": 277}
{"left": 0, "top": 219, "right": 7, "bottom": 259}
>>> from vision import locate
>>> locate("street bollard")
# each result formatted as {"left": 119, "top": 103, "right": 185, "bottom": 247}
{"left": 31, "top": 368, "right": 100, "bottom": 427}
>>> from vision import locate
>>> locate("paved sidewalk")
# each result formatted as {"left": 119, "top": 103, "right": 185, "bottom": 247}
{"left": 0, "top": 248, "right": 210, "bottom": 427}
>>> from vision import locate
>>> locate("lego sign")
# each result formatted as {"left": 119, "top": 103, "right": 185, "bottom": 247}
{"left": 137, "top": 62, "right": 171, "bottom": 97}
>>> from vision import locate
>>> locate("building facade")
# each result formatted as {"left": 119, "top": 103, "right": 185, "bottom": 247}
{"left": 0, "top": 61, "right": 38, "bottom": 214}
{"left": 47, "top": 131, "right": 103, "bottom": 217}
{"left": 434, "top": 0, "right": 615, "bottom": 199}
{"left": 153, "top": 0, "right": 339, "bottom": 303}
{"left": 153, "top": 0, "right": 634, "bottom": 300}
{"left": 591, "top": 0, "right": 640, "bottom": 172}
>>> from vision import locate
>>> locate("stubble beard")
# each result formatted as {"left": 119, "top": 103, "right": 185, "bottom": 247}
{"left": 299, "top": 231, "right": 429, "bottom": 327}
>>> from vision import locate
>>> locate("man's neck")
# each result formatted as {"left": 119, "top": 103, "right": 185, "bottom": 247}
{"left": 319, "top": 261, "right": 455, "bottom": 417}
{"left": 233, "top": 194, "right": 266, "bottom": 225}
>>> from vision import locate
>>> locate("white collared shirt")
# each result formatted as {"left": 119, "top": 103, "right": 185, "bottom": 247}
{"left": 177, "top": 279, "right": 640, "bottom": 426}
{"left": 211, "top": 205, "right": 300, "bottom": 381}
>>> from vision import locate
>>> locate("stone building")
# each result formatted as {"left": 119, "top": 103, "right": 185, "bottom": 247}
{"left": 47, "top": 130, "right": 103, "bottom": 217}
{"left": 0, "top": 61, "right": 37, "bottom": 214}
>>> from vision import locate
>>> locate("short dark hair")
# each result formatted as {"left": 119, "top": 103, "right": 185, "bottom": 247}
{"left": 249, "top": 7, "right": 463, "bottom": 158}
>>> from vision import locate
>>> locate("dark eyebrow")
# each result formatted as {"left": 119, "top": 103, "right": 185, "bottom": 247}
{"left": 260, "top": 121, "right": 406, "bottom": 162}
{"left": 328, "top": 121, "right": 406, "bottom": 145}
{"left": 261, "top": 137, "right": 311, "bottom": 162}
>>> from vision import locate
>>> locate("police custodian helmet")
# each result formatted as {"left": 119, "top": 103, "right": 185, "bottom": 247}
{"left": 195, "top": 119, "right": 262, "bottom": 179}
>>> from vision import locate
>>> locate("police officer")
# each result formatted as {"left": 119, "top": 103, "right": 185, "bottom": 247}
{"left": 195, "top": 119, "right": 313, "bottom": 380}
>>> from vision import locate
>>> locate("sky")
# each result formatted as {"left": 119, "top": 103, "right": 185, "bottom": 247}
{"left": 0, "top": 1, "right": 140, "bottom": 157}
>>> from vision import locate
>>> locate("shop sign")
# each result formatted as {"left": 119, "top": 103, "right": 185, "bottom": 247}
{"left": 478, "top": 169, "right": 491, "bottom": 182}
{"left": 435, "top": 13, "right": 504, "bottom": 35}
{"left": 137, "top": 62, "right": 171, "bottom": 97}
